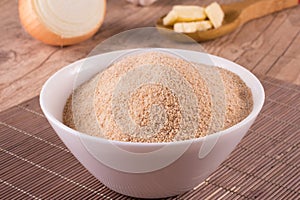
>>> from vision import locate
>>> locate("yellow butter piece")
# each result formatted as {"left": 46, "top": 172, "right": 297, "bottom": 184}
{"left": 205, "top": 2, "right": 224, "bottom": 28}
{"left": 174, "top": 21, "right": 212, "bottom": 33}
{"left": 163, "top": 10, "right": 178, "bottom": 26}
{"left": 173, "top": 23, "right": 185, "bottom": 33}
{"left": 196, "top": 20, "right": 212, "bottom": 31}
{"left": 173, "top": 5, "right": 206, "bottom": 22}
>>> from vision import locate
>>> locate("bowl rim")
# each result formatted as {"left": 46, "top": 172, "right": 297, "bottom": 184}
{"left": 40, "top": 48, "right": 265, "bottom": 147}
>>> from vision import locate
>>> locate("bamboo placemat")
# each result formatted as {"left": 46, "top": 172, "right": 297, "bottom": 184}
{"left": 0, "top": 76, "right": 299, "bottom": 200}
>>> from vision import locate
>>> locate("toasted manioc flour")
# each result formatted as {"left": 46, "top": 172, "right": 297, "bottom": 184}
{"left": 63, "top": 52, "right": 253, "bottom": 143}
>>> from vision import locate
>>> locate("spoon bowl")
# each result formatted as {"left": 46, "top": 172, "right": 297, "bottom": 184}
{"left": 156, "top": 0, "right": 299, "bottom": 42}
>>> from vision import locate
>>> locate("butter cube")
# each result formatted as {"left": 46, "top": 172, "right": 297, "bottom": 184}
{"left": 173, "top": 23, "right": 185, "bottom": 33}
{"left": 173, "top": 5, "right": 206, "bottom": 22}
{"left": 174, "top": 21, "right": 212, "bottom": 33}
{"left": 205, "top": 2, "right": 224, "bottom": 28}
{"left": 196, "top": 20, "right": 212, "bottom": 31}
{"left": 163, "top": 10, "right": 178, "bottom": 26}
{"left": 174, "top": 22, "right": 197, "bottom": 33}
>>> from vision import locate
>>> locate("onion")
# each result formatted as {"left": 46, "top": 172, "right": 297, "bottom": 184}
{"left": 19, "top": 0, "right": 106, "bottom": 46}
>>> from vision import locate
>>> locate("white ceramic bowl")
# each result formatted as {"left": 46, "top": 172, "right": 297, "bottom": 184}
{"left": 40, "top": 49, "right": 265, "bottom": 198}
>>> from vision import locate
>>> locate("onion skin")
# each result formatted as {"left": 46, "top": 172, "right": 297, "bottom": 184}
{"left": 18, "top": 0, "right": 106, "bottom": 46}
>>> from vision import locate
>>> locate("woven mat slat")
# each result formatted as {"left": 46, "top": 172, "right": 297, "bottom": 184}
{"left": 0, "top": 76, "right": 299, "bottom": 200}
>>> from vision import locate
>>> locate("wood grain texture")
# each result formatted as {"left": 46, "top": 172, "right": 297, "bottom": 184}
{"left": 1, "top": 0, "right": 300, "bottom": 112}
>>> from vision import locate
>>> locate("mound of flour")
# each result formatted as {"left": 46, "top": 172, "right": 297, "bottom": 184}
{"left": 63, "top": 52, "right": 253, "bottom": 143}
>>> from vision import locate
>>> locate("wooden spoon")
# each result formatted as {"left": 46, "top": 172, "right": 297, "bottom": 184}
{"left": 156, "top": 0, "right": 299, "bottom": 42}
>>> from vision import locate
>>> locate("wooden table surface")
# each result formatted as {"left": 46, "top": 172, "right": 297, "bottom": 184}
{"left": 1, "top": 0, "right": 300, "bottom": 112}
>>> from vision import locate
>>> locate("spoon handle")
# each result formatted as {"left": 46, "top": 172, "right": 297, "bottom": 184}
{"left": 236, "top": 0, "right": 299, "bottom": 24}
